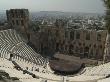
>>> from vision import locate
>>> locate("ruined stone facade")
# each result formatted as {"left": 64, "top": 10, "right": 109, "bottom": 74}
{"left": 64, "top": 28, "right": 107, "bottom": 60}
{"left": 6, "top": 9, "right": 30, "bottom": 40}
{"left": 6, "top": 9, "right": 107, "bottom": 60}
{"left": 30, "top": 26, "right": 107, "bottom": 60}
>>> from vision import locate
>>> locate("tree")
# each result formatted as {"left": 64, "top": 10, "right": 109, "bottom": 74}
{"left": 103, "top": 0, "right": 110, "bottom": 33}
{"left": 103, "top": 0, "right": 110, "bottom": 63}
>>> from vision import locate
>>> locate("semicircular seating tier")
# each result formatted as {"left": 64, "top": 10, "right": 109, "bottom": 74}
{"left": 0, "top": 29, "right": 48, "bottom": 66}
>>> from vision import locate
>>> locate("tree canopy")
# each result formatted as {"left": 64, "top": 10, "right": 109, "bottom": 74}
{"left": 103, "top": 0, "right": 110, "bottom": 33}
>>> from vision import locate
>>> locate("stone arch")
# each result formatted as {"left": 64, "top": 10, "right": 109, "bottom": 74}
{"left": 69, "top": 44, "right": 74, "bottom": 54}
{"left": 9, "top": 53, "right": 14, "bottom": 60}
{"left": 84, "top": 47, "right": 89, "bottom": 58}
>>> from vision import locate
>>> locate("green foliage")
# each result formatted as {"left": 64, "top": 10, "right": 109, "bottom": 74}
{"left": 103, "top": 0, "right": 110, "bottom": 8}
{"left": 103, "top": 0, "right": 110, "bottom": 33}
{"left": 29, "top": 21, "right": 40, "bottom": 31}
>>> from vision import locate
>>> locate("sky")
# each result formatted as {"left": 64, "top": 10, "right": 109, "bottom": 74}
{"left": 0, "top": 0, "right": 105, "bottom": 13}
